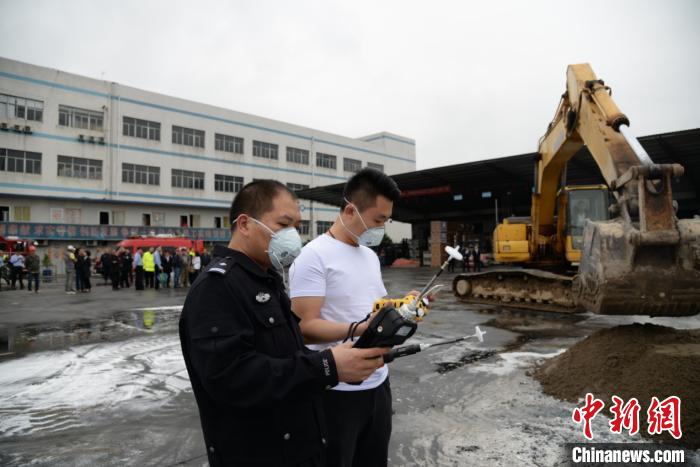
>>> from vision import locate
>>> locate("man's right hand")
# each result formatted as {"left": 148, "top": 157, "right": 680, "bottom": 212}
{"left": 330, "top": 342, "right": 389, "bottom": 383}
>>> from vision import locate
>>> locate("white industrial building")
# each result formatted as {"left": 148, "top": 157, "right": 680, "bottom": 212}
{"left": 0, "top": 57, "right": 415, "bottom": 267}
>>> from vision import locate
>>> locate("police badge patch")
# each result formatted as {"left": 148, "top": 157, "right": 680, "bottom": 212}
{"left": 255, "top": 292, "right": 271, "bottom": 303}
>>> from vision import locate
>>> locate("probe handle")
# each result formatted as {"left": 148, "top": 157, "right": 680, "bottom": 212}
{"left": 383, "top": 344, "right": 422, "bottom": 363}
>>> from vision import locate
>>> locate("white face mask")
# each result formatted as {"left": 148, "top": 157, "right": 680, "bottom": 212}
{"left": 246, "top": 216, "right": 302, "bottom": 270}
{"left": 340, "top": 199, "right": 385, "bottom": 247}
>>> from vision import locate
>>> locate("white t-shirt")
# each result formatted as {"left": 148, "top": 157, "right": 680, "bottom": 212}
{"left": 289, "top": 233, "right": 388, "bottom": 391}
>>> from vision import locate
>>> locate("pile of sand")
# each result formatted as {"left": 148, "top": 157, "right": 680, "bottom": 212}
{"left": 534, "top": 323, "right": 700, "bottom": 448}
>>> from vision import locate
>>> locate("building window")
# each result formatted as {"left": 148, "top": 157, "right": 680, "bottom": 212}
{"left": 0, "top": 206, "right": 9, "bottom": 222}
{"left": 0, "top": 94, "right": 43, "bottom": 122}
{"left": 287, "top": 183, "right": 310, "bottom": 192}
{"left": 153, "top": 212, "right": 165, "bottom": 226}
{"left": 14, "top": 206, "right": 30, "bottom": 222}
{"left": 112, "top": 211, "right": 125, "bottom": 225}
{"left": 123, "top": 116, "right": 161, "bottom": 141}
{"left": 215, "top": 133, "right": 244, "bottom": 154}
{"left": 172, "top": 125, "right": 205, "bottom": 148}
{"left": 172, "top": 169, "right": 205, "bottom": 190}
{"left": 316, "top": 221, "right": 333, "bottom": 236}
{"left": 286, "top": 147, "right": 309, "bottom": 165}
{"left": 316, "top": 152, "right": 337, "bottom": 170}
{"left": 253, "top": 140, "right": 278, "bottom": 160}
{"left": 57, "top": 155, "right": 103, "bottom": 180}
{"left": 142, "top": 213, "right": 151, "bottom": 226}
{"left": 99, "top": 211, "right": 109, "bottom": 225}
{"left": 58, "top": 105, "right": 103, "bottom": 131}
{"left": 122, "top": 163, "right": 160, "bottom": 185}
{"left": 189, "top": 214, "right": 201, "bottom": 228}
{"left": 0, "top": 148, "right": 42, "bottom": 174}
{"left": 299, "top": 220, "right": 310, "bottom": 236}
{"left": 64, "top": 208, "right": 81, "bottom": 224}
{"left": 367, "top": 162, "right": 384, "bottom": 172}
{"left": 214, "top": 174, "right": 244, "bottom": 193}
{"left": 343, "top": 157, "right": 362, "bottom": 173}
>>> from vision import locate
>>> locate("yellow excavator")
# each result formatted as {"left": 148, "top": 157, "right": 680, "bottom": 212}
{"left": 453, "top": 63, "right": 700, "bottom": 316}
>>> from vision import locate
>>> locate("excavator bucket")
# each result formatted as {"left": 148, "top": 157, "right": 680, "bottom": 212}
{"left": 574, "top": 218, "right": 700, "bottom": 316}
{"left": 574, "top": 166, "right": 700, "bottom": 316}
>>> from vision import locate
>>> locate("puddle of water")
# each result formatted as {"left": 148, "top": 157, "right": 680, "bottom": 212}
{"left": 0, "top": 307, "right": 183, "bottom": 361}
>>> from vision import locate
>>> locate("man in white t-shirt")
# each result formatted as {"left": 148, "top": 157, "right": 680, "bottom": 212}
{"left": 290, "top": 168, "right": 406, "bottom": 467}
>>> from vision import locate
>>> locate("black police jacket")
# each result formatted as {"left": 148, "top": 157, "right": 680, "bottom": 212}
{"left": 179, "top": 245, "right": 339, "bottom": 466}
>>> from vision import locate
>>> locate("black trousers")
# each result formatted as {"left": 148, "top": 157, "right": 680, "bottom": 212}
{"left": 120, "top": 269, "right": 130, "bottom": 288}
{"left": 11, "top": 266, "right": 24, "bottom": 289}
{"left": 27, "top": 272, "right": 40, "bottom": 291}
{"left": 135, "top": 266, "right": 144, "bottom": 290}
{"left": 111, "top": 271, "right": 120, "bottom": 290}
{"left": 323, "top": 378, "right": 392, "bottom": 467}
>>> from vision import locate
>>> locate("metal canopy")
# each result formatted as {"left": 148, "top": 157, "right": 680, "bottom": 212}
{"left": 297, "top": 128, "right": 700, "bottom": 223}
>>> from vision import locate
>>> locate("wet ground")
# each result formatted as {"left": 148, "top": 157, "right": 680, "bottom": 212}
{"left": 0, "top": 269, "right": 699, "bottom": 466}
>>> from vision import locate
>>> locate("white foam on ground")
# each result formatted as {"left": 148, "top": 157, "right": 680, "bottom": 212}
{"left": 468, "top": 350, "right": 566, "bottom": 376}
{"left": 391, "top": 358, "right": 666, "bottom": 466}
{"left": 0, "top": 334, "right": 190, "bottom": 437}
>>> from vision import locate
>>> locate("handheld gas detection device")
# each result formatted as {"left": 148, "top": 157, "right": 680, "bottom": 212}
{"left": 352, "top": 245, "right": 463, "bottom": 350}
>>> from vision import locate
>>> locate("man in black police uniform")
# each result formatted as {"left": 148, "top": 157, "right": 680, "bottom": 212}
{"left": 180, "top": 180, "right": 389, "bottom": 467}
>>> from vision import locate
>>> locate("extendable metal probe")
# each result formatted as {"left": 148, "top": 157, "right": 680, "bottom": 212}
{"left": 411, "top": 245, "right": 464, "bottom": 307}
{"left": 383, "top": 326, "right": 486, "bottom": 363}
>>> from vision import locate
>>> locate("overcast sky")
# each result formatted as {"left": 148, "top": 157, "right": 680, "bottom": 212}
{"left": 1, "top": 0, "right": 698, "bottom": 169}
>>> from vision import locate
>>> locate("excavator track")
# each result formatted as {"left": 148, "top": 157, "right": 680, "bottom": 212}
{"left": 452, "top": 269, "right": 581, "bottom": 314}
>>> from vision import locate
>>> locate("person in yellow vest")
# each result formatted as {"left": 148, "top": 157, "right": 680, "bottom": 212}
{"left": 143, "top": 247, "right": 155, "bottom": 288}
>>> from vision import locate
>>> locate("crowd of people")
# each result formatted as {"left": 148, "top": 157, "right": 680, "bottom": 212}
{"left": 62, "top": 245, "right": 210, "bottom": 294}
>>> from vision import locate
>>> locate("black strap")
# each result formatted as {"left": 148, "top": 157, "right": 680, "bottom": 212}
{"left": 342, "top": 313, "right": 372, "bottom": 343}
{"left": 343, "top": 322, "right": 357, "bottom": 343}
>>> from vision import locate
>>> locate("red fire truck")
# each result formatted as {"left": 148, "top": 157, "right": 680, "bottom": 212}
{"left": 0, "top": 235, "right": 34, "bottom": 256}
{"left": 116, "top": 235, "right": 205, "bottom": 256}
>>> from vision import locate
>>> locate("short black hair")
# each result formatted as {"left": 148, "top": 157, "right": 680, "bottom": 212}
{"left": 229, "top": 179, "right": 296, "bottom": 231}
{"left": 341, "top": 168, "right": 401, "bottom": 211}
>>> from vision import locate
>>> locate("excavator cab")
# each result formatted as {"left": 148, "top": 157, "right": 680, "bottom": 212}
{"left": 562, "top": 185, "right": 609, "bottom": 263}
